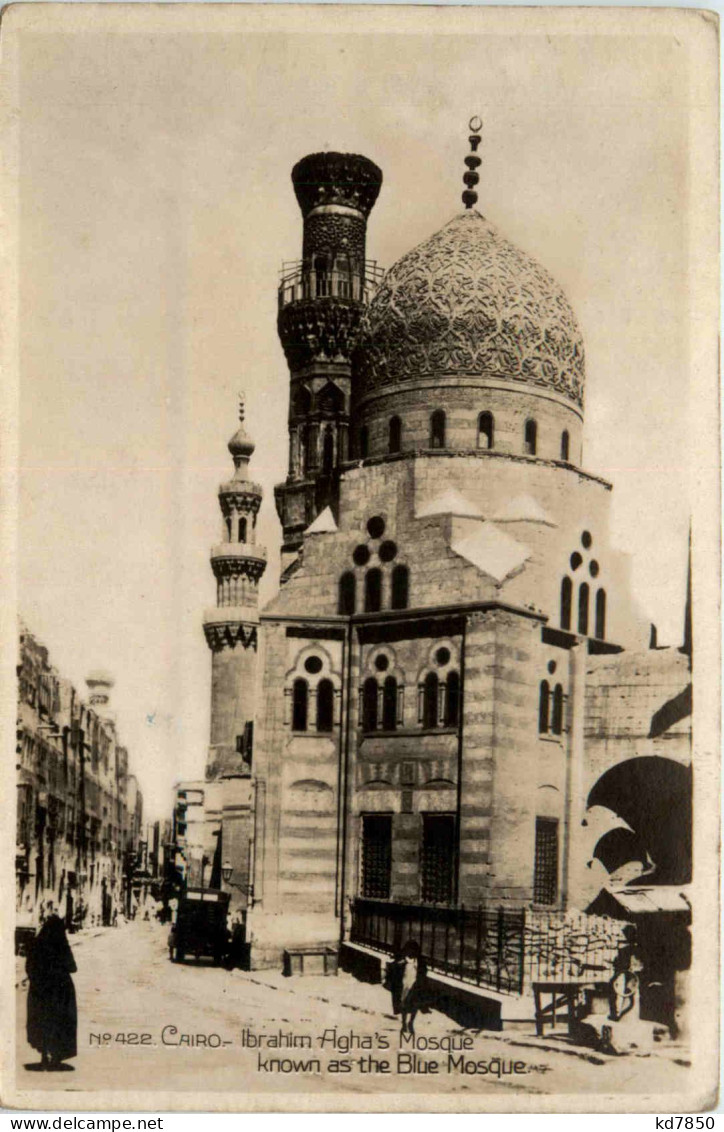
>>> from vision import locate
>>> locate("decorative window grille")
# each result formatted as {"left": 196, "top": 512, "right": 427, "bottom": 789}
{"left": 539, "top": 680, "right": 550, "bottom": 733}
{"left": 445, "top": 671, "right": 461, "bottom": 727}
{"left": 533, "top": 817, "right": 559, "bottom": 905}
{"left": 292, "top": 678, "right": 308, "bottom": 732}
{"left": 421, "top": 814, "right": 455, "bottom": 904}
{"left": 595, "top": 588, "right": 607, "bottom": 640}
{"left": 365, "top": 568, "right": 382, "bottom": 613}
{"left": 382, "top": 676, "right": 398, "bottom": 731}
{"left": 578, "top": 582, "right": 590, "bottom": 635}
{"left": 338, "top": 572, "right": 356, "bottom": 615}
{"left": 560, "top": 576, "right": 572, "bottom": 630}
{"left": 361, "top": 815, "right": 392, "bottom": 899}
{"left": 362, "top": 678, "right": 378, "bottom": 732}
{"left": 316, "top": 679, "right": 334, "bottom": 732}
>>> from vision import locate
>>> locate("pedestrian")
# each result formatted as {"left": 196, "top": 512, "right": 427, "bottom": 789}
{"left": 25, "top": 913, "right": 78, "bottom": 1070}
{"left": 385, "top": 939, "right": 429, "bottom": 1037}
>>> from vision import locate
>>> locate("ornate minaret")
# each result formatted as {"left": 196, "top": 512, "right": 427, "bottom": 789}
{"left": 275, "top": 151, "right": 383, "bottom": 571}
{"left": 203, "top": 397, "right": 266, "bottom": 781}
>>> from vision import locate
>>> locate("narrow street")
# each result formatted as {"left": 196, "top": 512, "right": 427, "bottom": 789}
{"left": 16, "top": 921, "right": 691, "bottom": 1101}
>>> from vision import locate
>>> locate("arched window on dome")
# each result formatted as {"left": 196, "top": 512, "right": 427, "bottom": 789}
{"left": 524, "top": 419, "right": 537, "bottom": 456}
{"left": 421, "top": 672, "right": 439, "bottom": 730}
{"left": 560, "top": 577, "right": 572, "bottom": 631}
{"left": 316, "top": 679, "right": 334, "bottom": 733}
{"left": 322, "top": 430, "right": 334, "bottom": 475}
{"left": 477, "top": 412, "right": 494, "bottom": 450}
{"left": 292, "top": 678, "right": 309, "bottom": 732}
{"left": 389, "top": 416, "right": 402, "bottom": 455}
{"left": 561, "top": 431, "right": 570, "bottom": 462}
{"left": 391, "top": 564, "right": 409, "bottom": 610}
{"left": 445, "top": 670, "right": 461, "bottom": 727}
{"left": 551, "top": 684, "right": 564, "bottom": 735}
{"left": 339, "top": 572, "right": 356, "bottom": 616}
{"left": 362, "top": 677, "right": 378, "bottom": 732}
{"left": 595, "top": 588, "right": 607, "bottom": 640}
{"left": 359, "top": 426, "right": 369, "bottom": 459}
{"left": 382, "top": 676, "right": 398, "bottom": 732}
{"left": 578, "top": 582, "right": 590, "bottom": 635}
{"left": 539, "top": 680, "right": 550, "bottom": 733}
{"left": 365, "top": 568, "right": 382, "bottom": 613}
{"left": 430, "top": 410, "right": 446, "bottom": 449}
{"left": 238, "top": 516, "right": 247, "bottom": 543}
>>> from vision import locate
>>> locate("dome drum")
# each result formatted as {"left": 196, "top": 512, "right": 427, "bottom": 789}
{"left": 354, "top": 382, "right": 582, "bottom": 465}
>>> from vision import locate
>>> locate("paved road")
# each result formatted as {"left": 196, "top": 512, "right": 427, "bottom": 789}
{"left": 15, "top": 921, "right": 691, "bottom": 1103}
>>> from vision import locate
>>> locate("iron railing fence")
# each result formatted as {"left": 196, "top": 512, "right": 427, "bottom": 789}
{"left": 350, "top": 900, "right": 631, "bottom": 997}
{"left": 278, "top": 260, "right": 386, "bottom": 309}
{"left": 350, "top": 898, "right": 526, "bottom": 995}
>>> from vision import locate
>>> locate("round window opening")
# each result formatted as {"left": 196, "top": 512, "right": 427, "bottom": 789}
{"left": 379, "top": 540, "right": 398, "bottom": 563}
{"left": 547, "top": 660, "right": 557, "bottom": 675}
{"left": 374, "top": 654, "right": 389, "bottom": 672}
{"left": 352, "top": 545, "right": 371, "bottom": 567}
{"left": 570, "top": 552, "right": 583, "bottom": 571}
{"left": 367, "top": 516, "right": 386, "bottom": 540}
{"left": 435, "top": 647, "right": 451, "bottom": 666}
{"left": 581, "top": 530, "right": 593, "bottom": 549}
{"left": 304, "top": 656, "right": 323, "bottom": 675}
{"left": 589, "top": 560, "right": 600, "bottom": 578}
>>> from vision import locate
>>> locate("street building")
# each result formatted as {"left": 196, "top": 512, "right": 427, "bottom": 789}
{"left": 16, "top": 622, "right": 146, "bottom": 931}
{"left": 184, "top": 133, "right": 692, "bottom": 1031}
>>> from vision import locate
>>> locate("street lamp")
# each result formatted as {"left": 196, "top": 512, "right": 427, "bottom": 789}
{"left": 221, "top": 860, "right": 254, "bottom": 903}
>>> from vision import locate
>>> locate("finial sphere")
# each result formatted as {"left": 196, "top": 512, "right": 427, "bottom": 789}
{"left": 469, "top": 115, "right": 483, "bottom": 133}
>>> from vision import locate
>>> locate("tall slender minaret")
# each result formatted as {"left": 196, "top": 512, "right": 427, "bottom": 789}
{"left": 203, "top": 397, "right": 266, "bottom": 781}
{"left": 274, "top": 152, "right": 383, "bottom": 573}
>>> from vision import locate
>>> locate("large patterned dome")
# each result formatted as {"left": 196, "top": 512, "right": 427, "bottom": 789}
{"left": 355, "top": 210, "right": 585, "bottom": 409}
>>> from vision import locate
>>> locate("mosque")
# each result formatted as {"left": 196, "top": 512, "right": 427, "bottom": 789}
{"left": 196, "top": 126, "right": 691, "bottom": 1025}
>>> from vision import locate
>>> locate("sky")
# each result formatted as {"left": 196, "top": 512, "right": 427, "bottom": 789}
{"left": 15, "top": 9, "right": 700, "bottom": 821}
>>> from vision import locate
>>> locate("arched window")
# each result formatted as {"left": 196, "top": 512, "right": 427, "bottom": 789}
{"left": 238, "top": 516, "right": 247, "bottom": 542}
{"left": 292, "top": 679, "right": 308, "bottom": 732}
{"left": 551, "top": 684, "right": 564, "bottom": 735}
{"left": 382, "top": 676, "right": 398, "bottom": 731}
{"left": 595, "top": 588, "right": 606, "bottom": 640}
{"left": 445, "top": 670, "right": 461, "bottom": 727}
{"left": 338, "top": 572, "right": 356, "bottom": 616}
{"left": 314, "top": 255, "right": 328, "bottom": 296}
{"left": 560, "top": 577, "right": 572, "bottom": 631}
{"left": 294, "top": 385, "right": 312, "bottom": 417}
{"left": 359, "top": 426, "right": 369, "bottom": 459}
{"left": 389, "top": 416, "right": 402, "bottom": 454}
{"left": 304, "top": 427, "right": 316, "bottom": 472}
{"left": 578, "top": 582, "right": 590, "bottom": 635}
{"left": 322, "top": 430, "right": 334, "bottom": 475}
{"left": 391, "top": 564, "right": 409, "bottom": 610}
{"left": 365, "top": 568, "right": 382, "bottom": 613}
{"left": 422, "top": 672, "right": 439, "bottom": 729}
{"left": 561, "top": 431, "right": 570, "bottom": 461}
{"left": 524, "top": 419, "right": 537, "bottom": 456}
{"left": 225, "top": 516, "right": 232, "bottom": 540}
{"left": 430, "top": 410, "right": 446, "bottom": 449}
{"left": 362, "top": 677, "right": 378, "bottom": 732}
{"left": 539, "top": 680, "right": 550, "bottom": 733}
{"left": 316, "top": 679, "right": 334, "bottom": 732}
{"left": 477, "top": 411, "right": 494, "bottom": 450}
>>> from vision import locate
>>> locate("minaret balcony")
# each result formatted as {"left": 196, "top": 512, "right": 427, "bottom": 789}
{"left": 278, "top": 260, "right": 385, "bottom": 310}
{"left": 210, "top": 543, "right": 267, "bottom": 565}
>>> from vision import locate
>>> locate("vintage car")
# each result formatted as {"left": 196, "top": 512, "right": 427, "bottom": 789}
{"left": 170, "top": 888, "right": 230, "bottom": 965}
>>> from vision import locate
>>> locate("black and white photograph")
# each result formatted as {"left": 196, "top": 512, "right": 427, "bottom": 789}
{"left": 1, "top": 3, "right": 719, "bottom": 1113}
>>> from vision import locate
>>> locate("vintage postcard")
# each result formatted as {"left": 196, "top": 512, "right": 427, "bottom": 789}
{"left": 0, "top": 3, "right": 719, "bottom": 1113}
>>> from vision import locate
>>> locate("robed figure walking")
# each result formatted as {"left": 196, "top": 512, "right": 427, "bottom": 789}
{"left": 26, "top": 914, "right": 78, "bottom": 1069}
